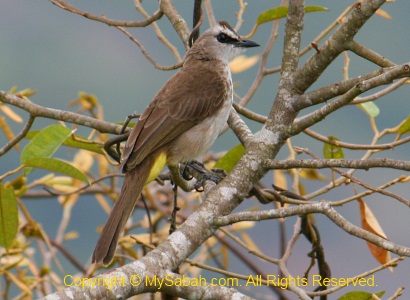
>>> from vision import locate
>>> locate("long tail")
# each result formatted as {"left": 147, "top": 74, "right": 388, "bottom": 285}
{"left": 92, "top": 158, "right": 154, "bottom": 265}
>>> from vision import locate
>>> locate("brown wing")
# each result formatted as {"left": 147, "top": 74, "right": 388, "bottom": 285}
{"left": 121, "top": 61, "right": 230, "bottom": 172}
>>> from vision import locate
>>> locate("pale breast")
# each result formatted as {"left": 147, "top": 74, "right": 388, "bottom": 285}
{"left": 167, "top": 65, "right": 233, "bottom": 164}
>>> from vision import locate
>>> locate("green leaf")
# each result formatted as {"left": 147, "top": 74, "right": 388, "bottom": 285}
{"left": 21, "top": 125, "right": 73, "bottom": 175}
{"left": 338, "top": 290, "right": 385, "bottom": 300}
{"left": 0, "top": 184, "right": 18, "bottom": 250}
{"left": 24, "top": 157, "right": 90, "bottom": 184}
{"left": 397, "top": 115, "right": 410, "bottom": 135}
{"left": 305, "top": 5, "right": 329, "bottom": 13}
{"left": 257, "top": 5, "right": 328, "bottom": 25}
{"left": 257, "top": 6, "right": 289, "bottom": 24}
{"left": 214, "top": 144, "right": 245, "bottom": 173}
{"left": 358, "top": 102, "right": 380, "bottom": 118}
{"left": 323, "top": 136, "right": 344, "bottom": 159}
{"left": 26, "top": 131, "right": 104, "bottom": 154}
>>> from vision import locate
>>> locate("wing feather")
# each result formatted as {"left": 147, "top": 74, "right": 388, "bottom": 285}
{"left": 121, "top": 61, "right": 230, "bottom": 171}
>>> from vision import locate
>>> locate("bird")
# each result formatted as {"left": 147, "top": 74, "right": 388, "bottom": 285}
{"left": 92, "top": 21, "right": 259, "bottom": 265}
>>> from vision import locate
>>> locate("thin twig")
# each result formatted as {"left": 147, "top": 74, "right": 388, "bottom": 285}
{"left": 49, "top": 0, "right": 163, "bottom": 27}
{"left": 49, "top": 239, "right": 87, "bottom": 274}
{"left": 203, "top": 0, "right": 216, "bottom": 27}
{"left": 303, "top": 128, "right": 410, "bottom": 150}
{"left": 295, "top": 148, "right": 410, "bottom": 207}
{"left": 0, "top": 114, "right": 35, "bottom": 156}
{"left": 133, "top": 0, "right": 182, "bottom": 63}
{"left": 352, "top": 77, "right": 409, "bottom": 104}
{"left": 115, "top": 26, "right": 183, "bottom": 71}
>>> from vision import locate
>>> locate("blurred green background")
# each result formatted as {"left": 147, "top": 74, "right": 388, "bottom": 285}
{"left": 1, "top": 1, "right": 409, "bottom": 299}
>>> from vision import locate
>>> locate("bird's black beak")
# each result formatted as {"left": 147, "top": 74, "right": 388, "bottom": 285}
{"left": 234, "top": 39, "right": 260, "bottom": 48}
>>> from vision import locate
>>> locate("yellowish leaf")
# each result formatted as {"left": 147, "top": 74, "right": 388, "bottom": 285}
{"left": 44, "top": 175, "right": 72, "bottom": 186}
{"left": 299, "top": 169, "right": 327, "bottom": 181}
{"left": 274, "top": 170, "right": 288, "bottom": 190}
{"left": 229, "top": 55, "right": 260, "bottom": 74}
{"left": 0, "top": 116, "right": 18, "bottom": 150}
{"left": 64, "top": 231, "right": 79, "bottom": 241}
{"left": 15, "top": 88, "right": 37, "bottom": 99}
{"left": 231, "top": 221, "right": 255, "bottom": 231}
{"left": 0, "top": 105, "right": 23, "bottom": 123}
{"left": 122, "top": 233, "right": 162, "bottom": 246}
{"left": 8, "top": 86, "right": 18, "bottom": 94}
{"left": 4, "top": 270, "right": 32, "bottom": 296}
{"left": 96, "top": 153, "right": 110, "bottom": 177}
{"left": 95, "top": 193, "right": 113, "bottom": 215}
{"left": 298, "top": 181, "right": 307, "bottom": 197}
{"left": 375, "top": 9, "right": 392, "bottom": 19}
{"left": 358, "top": 198, "right": 392, "bottom": 271}
{"left": 239, "top": 231, "right": 262, "bottom": 253}
{"left": 72, "top": 150, "right": 94, "bottom": 172}
{"left": 50, "top": 184, "right": 80, "bottom": 193}
{"left": 221, "top": 243, "right": 229, "bottom": 269}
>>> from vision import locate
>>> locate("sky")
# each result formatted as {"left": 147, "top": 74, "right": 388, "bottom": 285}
{"left": 1, "top": 1, "right": 410, "bottom": 299}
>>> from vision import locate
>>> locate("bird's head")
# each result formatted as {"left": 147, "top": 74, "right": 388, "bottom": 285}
{"left": 187, "top": 21, "right": 259, "bottom": 63}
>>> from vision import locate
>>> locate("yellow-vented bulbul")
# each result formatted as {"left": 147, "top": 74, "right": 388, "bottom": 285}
{"left": 92, "top": 21, "right": 259, "bottom": 265}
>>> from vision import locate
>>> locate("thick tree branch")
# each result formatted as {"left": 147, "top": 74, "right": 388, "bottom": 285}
{"left": 299, "top": 66, "right": 397, "bottom": 108}
{"left": 227, "top": 109, "right": 255, "bottom": 148}
{"left": 291, "top": 0, "right": 387, "bottom": 94}
{"left": 347, "top": 40, "right": 395, "bottom": 67}
{"left": 281, "top": 0, "right": 304, "bottom": 75}
{"left": 160, "top": 0, "right": 191, "bottom": 49}
{"left": 291, "top": 63, "right": 410, "bottom": 135}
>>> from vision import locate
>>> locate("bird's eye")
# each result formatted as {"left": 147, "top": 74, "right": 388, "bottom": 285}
{"left": 217, "top": 33, "right": 230, "bottom": 43}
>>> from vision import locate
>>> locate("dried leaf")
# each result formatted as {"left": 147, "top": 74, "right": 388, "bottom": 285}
{"left": 358, "top": 198, "right": 392, "bottom": 270}
{"left": 4, "top": 270, "right": 32, "bottom": 297}
{"left": 375, "top": 8, "right": 392, "bottom": 19}
{"left": 273, "top": 170, "right": 287, "bottom": 190}
{"left": 299, "top": 169, "right": 327, "bottom": 181}
{"left": 0, "top": 105, "right": 23, "bottom": 123}
{"left": 221, "top": 243, "right": 229, "bottom": 270}
{"left": 0, "top": 116, "right": 18, "bottom": 150}
{"left": 231, "top": 221, "right": 255, "bottom": 231}
{"left": 238, "top": 231, "right": 262, "bottom": 253}
{"left": 64, "top": 231, "right": 79, "bottom": 241}
{"left": 229, "top": 55, "right": 260, "bottom": 74}
{"left": 15, "top": 88, "right": 37, "bottom": 99}
{"left": 72, "top": 150, "right": 94, "bottom": 173}
{"left": 95, "top": 193, "right": 113, "bottom": 215}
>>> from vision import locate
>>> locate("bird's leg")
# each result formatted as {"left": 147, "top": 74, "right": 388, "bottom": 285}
{"left": 103, "top": 112, "right": 140, "bottom": 163}
{"left": 121, "top": 112, "right": 140, "bottom": 134}
{"left": 168, "top": 183, "right": 180, "bottom": 235}
{"left": 168, "top": 165, "right": 196, "bottom": 192}
{"left": 184, "top": 161, "right": 222, "bottom": 191}
{"left": 104, "top": 133, "right": 129, "bottom": 163}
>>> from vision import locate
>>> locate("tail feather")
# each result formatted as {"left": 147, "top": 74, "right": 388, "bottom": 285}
{"left": 92, "top": 158, "right": 153, "bottom": 265}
